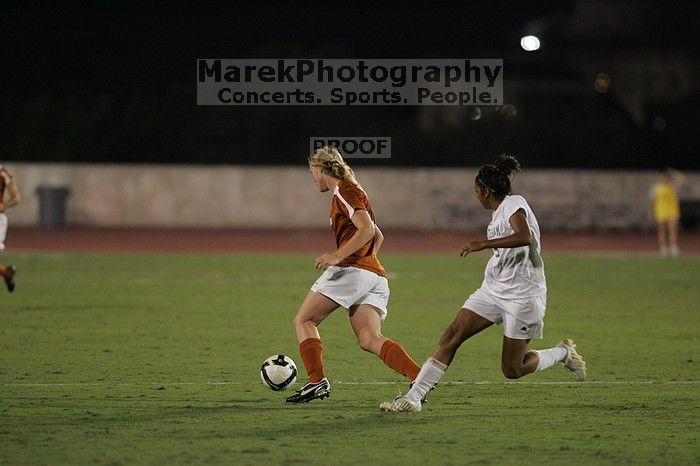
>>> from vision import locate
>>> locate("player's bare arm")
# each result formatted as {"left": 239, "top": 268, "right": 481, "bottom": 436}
{"left": 315, "top": 209, "right": 375, "bottom": 269}
{"left": 667, "top": 167, "right": 686, "bottom": 184}
{"left": 0, "top": 167, "right": 20, "bottom": 211}
{"left": 460, "top": 209, "right": 532, "bottom": 257}
{"left": 4, "top": 179, "right": 20, "bottom": 210}
{"left": 373, "top": 224, "right": 384, "bottom": 253}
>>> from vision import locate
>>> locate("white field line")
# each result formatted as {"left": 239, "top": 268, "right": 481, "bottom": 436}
{"left": 1, "top": 380, "right": 698, "bottom": 387}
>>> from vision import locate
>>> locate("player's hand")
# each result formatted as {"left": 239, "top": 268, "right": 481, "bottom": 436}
{"left": 315, "top": 252, "right": 342, "bottom": 269}
{"left": 0, "top": 201, "right": 5, "bottom": 213}
{"left": 460, "top": 241, "right": 485, "bottom": 257}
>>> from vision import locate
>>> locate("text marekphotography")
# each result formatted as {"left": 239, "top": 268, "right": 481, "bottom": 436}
{"left": 197, "top": 59, "right": 502, "bottom": 106}
{"left": 310, "top": 137, "right": 391, "bottom": 159}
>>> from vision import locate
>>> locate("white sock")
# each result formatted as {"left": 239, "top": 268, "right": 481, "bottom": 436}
{"left": 533, "top": 346, "right": 568, "bottom": 372}
{"left": 405, "top": 358, "right": 447, "bottom": 404}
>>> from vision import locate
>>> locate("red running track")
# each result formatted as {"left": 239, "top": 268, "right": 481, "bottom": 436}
{"left": 5, "top": 227, "right": 700, "bottom": 254}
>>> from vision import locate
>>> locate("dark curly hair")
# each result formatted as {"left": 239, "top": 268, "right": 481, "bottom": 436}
{"left": 475, "top": 154, "right": 521, "bottom": 199}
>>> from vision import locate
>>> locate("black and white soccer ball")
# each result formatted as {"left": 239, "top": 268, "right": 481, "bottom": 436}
{"left": 260, "top": 354, "right": 297, "bottom": 391}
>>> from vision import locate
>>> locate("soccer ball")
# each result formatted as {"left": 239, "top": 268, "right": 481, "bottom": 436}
{"left": 260, "top": 354, "right": 297, "bottom": 391}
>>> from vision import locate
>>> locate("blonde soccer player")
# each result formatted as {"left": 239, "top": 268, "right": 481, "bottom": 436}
{"left": 0, "top": 165, "right": 19, "bottom": 292}
{"left": 380, "top": 154, "right": 587, "bottom": 412}
{"left": 286, "top": 146, "right": 421, "bottom": 403}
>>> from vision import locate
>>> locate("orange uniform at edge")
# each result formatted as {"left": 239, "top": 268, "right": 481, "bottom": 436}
{"left": 331, "top": 180, "right": 386, "bottom": 277}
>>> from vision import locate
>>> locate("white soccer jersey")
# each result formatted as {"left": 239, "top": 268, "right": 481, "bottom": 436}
{"left": 482, "top": 195, "right": 546, "bottom": 299}
{"left": 0, "top": 170, "right": 9, "bottom": 249}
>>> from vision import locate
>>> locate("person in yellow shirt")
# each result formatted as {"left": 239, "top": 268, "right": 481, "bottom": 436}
{"left": 649, "top": 168, "right": 686, "bottom": 256}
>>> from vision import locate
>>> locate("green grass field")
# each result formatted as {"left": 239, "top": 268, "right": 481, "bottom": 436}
{"left": 1, "top": 251, "right": 699, "bottom": 465}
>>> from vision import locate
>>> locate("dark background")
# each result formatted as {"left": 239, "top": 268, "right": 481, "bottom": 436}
{"left": 2, "top": 1, "right": 699, "bottom": 168}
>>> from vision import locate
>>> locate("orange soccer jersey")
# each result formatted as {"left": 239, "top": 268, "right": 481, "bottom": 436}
{"left": 330, "top": 181, "right": 386, "bottom": 277}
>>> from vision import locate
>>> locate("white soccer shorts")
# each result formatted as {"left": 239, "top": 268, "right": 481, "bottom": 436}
{"left": 463, "top": 287, "right": 546, "bottom": 340}
{"left": 0, "top": 213, "right": 7, "bottom": 250}
{"left": 311, "top": 265, "right": 390, "bottom": 320}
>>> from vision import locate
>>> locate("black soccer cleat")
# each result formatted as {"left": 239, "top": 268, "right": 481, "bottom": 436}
{"left": 285, "top": 378, "right": 331, "bottom": 403}
{"left": 3, "top": 265, "right": 16, "bottom": 292}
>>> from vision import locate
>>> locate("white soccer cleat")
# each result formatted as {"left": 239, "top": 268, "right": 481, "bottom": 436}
{"left": 379, "top": 395, "right": 421, "bottom": 412}
{"left": 559, "top": 338, "right": 587, "bottom": 381}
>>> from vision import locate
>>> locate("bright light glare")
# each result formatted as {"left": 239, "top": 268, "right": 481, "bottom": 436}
{"left": 520, "top": 35, "right": 541, "bottom": 52}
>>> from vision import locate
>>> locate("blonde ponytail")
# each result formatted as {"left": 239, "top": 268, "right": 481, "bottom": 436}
{"left": 308, "top": 146, "right": 356, "bottom": 182}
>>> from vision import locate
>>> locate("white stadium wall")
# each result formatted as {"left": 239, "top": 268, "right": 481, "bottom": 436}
{"left": 5, "top": 163, "right": 700, "bottom": 231}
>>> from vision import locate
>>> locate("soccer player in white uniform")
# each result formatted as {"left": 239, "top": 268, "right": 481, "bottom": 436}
{"left": 0, "top": 165, "right": 20, "bottom": 292}
{"left": 380, "top": 154, "right": 587, "bottom": 412}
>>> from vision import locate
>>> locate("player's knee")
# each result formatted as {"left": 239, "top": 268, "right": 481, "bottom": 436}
{"left": 356, "top": 331, "right": 378, "bottom": 353}
{"left": 292, "top": 313, "right": 312, "bottom": 329}
{"left": 501, "top": 364, "right": 524, "bottom": 379}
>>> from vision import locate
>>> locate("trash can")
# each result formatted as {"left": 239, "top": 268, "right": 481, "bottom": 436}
{"left": 36, "top": 186, "right": 71, "bottom": 227}
{"left": 680, "top": 200, "right": 700, "bottom": 230}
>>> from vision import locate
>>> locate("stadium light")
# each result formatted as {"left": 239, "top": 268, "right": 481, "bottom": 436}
{"left": 520, "top": 35, "right": 541, "bottom": 52}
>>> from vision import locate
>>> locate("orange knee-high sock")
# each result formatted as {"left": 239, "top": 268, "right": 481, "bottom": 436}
{"left": 0, "top": 266, "right": 5, "bottom": 276}
{"left": 379, "top": 339, "right": 421, "bottom": 381}
{"left": 299, "top": 338, "right": 325, "bottom": 383}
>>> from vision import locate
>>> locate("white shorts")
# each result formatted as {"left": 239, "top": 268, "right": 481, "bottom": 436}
{"left": 310, "top": 265, "right": 390, "bottom": 321}
{"left": 0, "top": 213, "right": 7, "bottom": 250}
{"left": 463, "top": 287, "right": 546, "bottom": 340}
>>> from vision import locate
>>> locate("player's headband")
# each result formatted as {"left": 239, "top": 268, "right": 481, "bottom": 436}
{"left": 476, "top": 175, "right": 493, "bottom": 192}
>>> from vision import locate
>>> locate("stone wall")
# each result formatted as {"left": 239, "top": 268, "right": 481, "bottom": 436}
{"left": 4, "top": 163, "right": 699, "bottom": 231}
